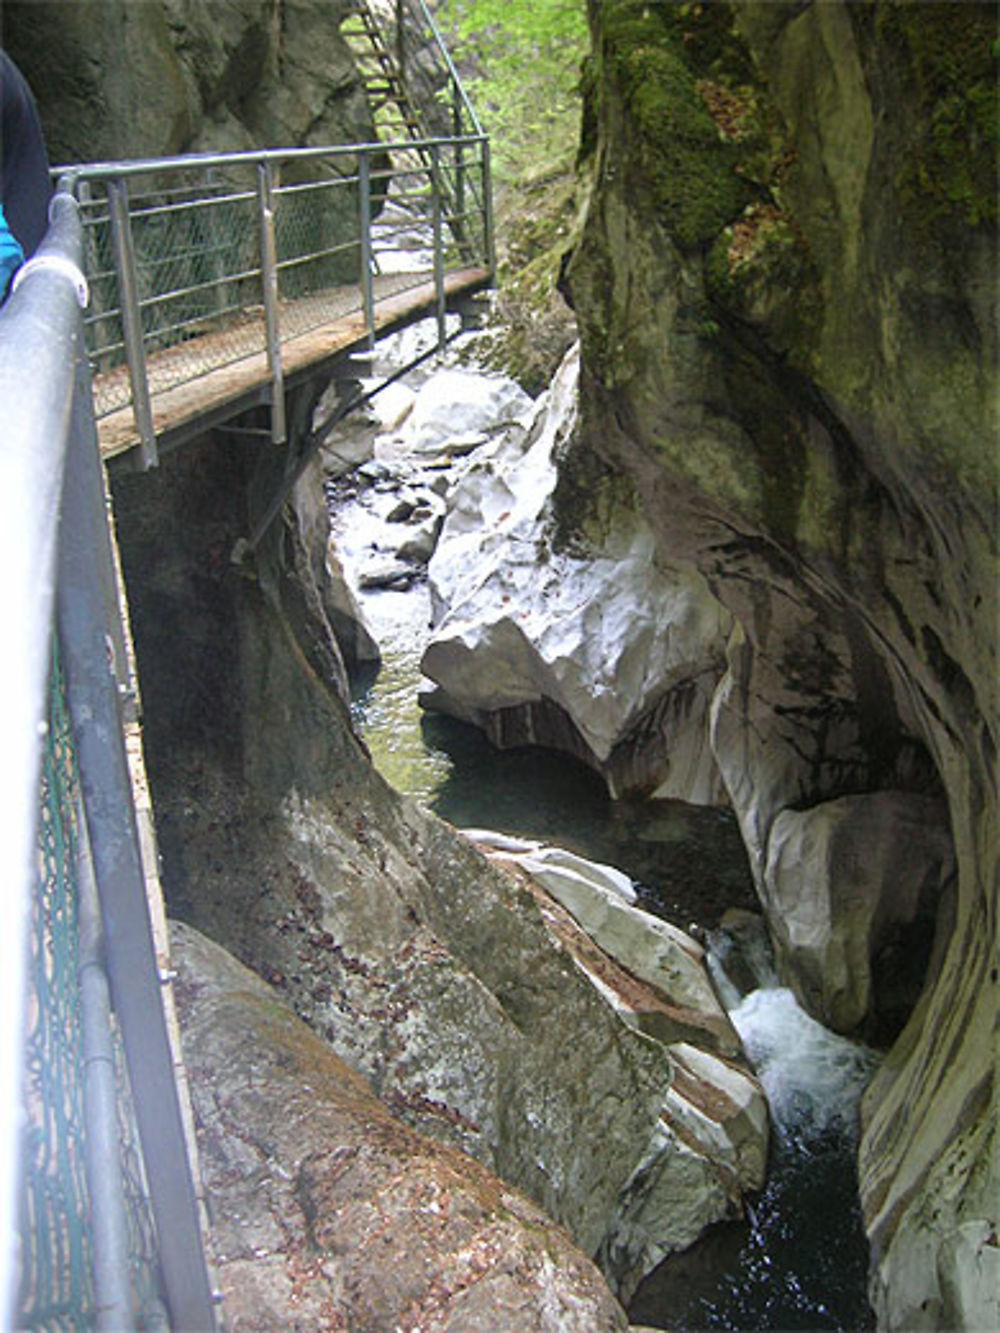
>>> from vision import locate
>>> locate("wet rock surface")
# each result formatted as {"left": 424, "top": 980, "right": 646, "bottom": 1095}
{"left": 109, "top": 415, "right": 766, "bottom": 1306}
{"left": 414, "top": 347, "right": 732, "bottom": 802}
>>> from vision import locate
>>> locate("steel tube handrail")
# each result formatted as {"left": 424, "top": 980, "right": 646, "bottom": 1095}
{"left": 57, "top": 348, "right": 218, "bottom": 1332}
{"left": 57, "top": 134, "right": 486, "bottom": 186}
{"left": 0, "top": 184, "right": 218, "bottom": 1329}
{"left": 0, "top": 186, "right": 84, "bottom": 1330}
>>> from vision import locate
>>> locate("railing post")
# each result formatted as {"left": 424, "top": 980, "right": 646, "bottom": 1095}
{"left": 107, "top": 179, "right": 157, "bottom": 469}
{"left": 482, "top": 137, "right": 496, "bottom": 276}
{"left": 453, "top": 83, "right": 466, "bottom": 244}
{"left": 358, "top": 151, "right": 376, "bottom": 348}
{"left": 257, "top": 162, "right": 286, "bottom": 446}
{"left": 396, "top": 0, "right": 407, "bottom": 92}
{"left": 429, "top": 143, "right": 446, "bottom": 349}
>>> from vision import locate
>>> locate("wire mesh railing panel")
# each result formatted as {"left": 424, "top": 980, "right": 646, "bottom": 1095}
{"left": 18, "top": 648, "right": 164, "bottom": 1330}
{"left": 132, "top": 173, "right": 266, "bottom": 397}
{"left": 75, "top": 136, "right": 492, "bottom": 437}
{"left": 114, "top": 1038, "right": 169, "bottom": 1330}
{"left": 19, "top": 650, "right": 93, "bottom": 1332}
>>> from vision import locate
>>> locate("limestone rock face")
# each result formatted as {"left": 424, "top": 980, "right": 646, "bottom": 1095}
{"left": 421, "top": 346, "right": 732, "bottom": 801}
{"left": 565, "top": 1, "right": 997, "bottom": 1325}
{"left": 170, "top": 920, "right": 631, "bottom": 1332}
{"left": 3, "top": 0, "right": 371, "bottom": 163}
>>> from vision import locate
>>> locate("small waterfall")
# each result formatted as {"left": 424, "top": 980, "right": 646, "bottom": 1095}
{"left": 631, "top": 918, "right": 881, "bottom": 1330}
{"left": 729, "top": 987, "right": 880, "bottom": 1148}
{"left": 709, "top": 918, "right": 880, "bottom": 1147}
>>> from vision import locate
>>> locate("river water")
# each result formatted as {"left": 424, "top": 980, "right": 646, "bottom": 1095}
{"left": 328, "top": 341, "right": 879, "bottom": 1331}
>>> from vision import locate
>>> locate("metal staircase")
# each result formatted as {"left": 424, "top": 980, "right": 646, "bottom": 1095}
{"left": 341, "top": 0, "right": 486, "bottom": 260}
{"left": 341, "top": 2, "right": 425, "bottom": 145}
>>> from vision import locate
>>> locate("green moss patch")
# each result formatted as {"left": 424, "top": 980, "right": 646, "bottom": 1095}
{"left": 598, "top": 0, "right": 753, "bottom": 249}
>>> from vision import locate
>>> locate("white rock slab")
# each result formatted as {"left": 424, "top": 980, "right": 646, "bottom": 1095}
{"left": 421, "top": 346, "right": 732, "bottom": 796}
{"left": 509, "top": 843, "right": 726, "bottom": 1029}
{"left": 405, "top": 367, "right": 534, "bottom": 455}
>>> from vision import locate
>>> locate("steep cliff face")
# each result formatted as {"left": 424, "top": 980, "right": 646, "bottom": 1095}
{"left": 563, "top": 1, "right": 997, "bottom": 1327}
{"left": 1, "top": 0, "right": 371, "bottom": 163}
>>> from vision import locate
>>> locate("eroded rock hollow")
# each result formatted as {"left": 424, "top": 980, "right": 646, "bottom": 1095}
{"left": 559, "top": 3, "right": 997, "bottom": 1326}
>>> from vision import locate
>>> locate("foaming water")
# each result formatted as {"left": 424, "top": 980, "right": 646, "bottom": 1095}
{"left": 730, "top": 987, "right": 880, "bottom": 1148}
{"left": 631, "top": 938, "right": 881, "bottom": 1332}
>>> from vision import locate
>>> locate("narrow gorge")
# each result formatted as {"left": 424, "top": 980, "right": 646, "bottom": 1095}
{"left": 7, "top": 0, "right": 995, "bottom": 1328}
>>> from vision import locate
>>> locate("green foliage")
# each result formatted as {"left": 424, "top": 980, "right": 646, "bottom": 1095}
{"left": 876, "top": 1, "right": 998, "bottom": 229}
{"left": 435, "top": 0, "right": 589, "bottom": 180}
{"left": 462, "top": 160, "right": 579, "bottom": 392}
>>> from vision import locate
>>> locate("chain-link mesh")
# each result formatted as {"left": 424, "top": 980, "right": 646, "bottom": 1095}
{"left": 18, "top": 646, "right": 164, "bottom": 1330}
{"left": 19, "top": 648, "right": 93, "bottom": 1331}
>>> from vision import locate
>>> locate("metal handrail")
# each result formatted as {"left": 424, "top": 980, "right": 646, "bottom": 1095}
{"left": 60, "top": 132, "right": 494, "bottom": 466}
{"left": 0, "top": 190, "right": 216, "bottom": 1329}
{"left": 59, "top": 134, "right": 487, "bottom": 187}
{"left": 406, "top": 0, "right": 484, "bottom": 138}
{"left": 0, "top": 187, "right": 84, "bottom": 1333}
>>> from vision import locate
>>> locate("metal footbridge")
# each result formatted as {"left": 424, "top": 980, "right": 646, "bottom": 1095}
{"left": 1, "top": 2, "right": 492, "bottom": 1328}
{"left": 73, "top": 9, "right": 493, "bottom": 466}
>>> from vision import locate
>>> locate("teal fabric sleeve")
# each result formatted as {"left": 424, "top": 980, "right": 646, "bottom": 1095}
{"left": 0, "top": 203, "right": 25, "bottom": 299}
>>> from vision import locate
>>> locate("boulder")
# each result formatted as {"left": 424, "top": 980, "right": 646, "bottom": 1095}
{"left": 470, "top": 837, "right": 769, "bottom": 1301}
{"left": 404, "top": 367, "right": 534, "bottom": 455}
{"left": 421, "top": 347, "right": 732, "bottom": 801}
{"left": 763, "top": 792, "right": 954, "bottom": 1035}
{"left": 171, "top": 920, "right": 631, "bottom": 1332}
{"left": 323, "top": 538, "right": 380, "bottom": 672}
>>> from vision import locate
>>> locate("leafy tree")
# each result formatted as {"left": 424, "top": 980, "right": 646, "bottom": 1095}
{"left": 435, "top": 0, "right": 588, "bottom": 181}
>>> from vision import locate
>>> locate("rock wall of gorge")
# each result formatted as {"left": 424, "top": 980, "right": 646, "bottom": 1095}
{"left": 1, "top": 0, "right": 371, "bottom": 163}
{"left": 106, "top": 398, "right": 766, "bottom": 1307}
{"left": 561, "top": 2, "right": 996, "bottom": 1326}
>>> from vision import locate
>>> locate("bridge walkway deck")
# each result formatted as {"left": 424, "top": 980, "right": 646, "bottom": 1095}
{"left": 95, "top": 263, "right": 489, "bottom": 461}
